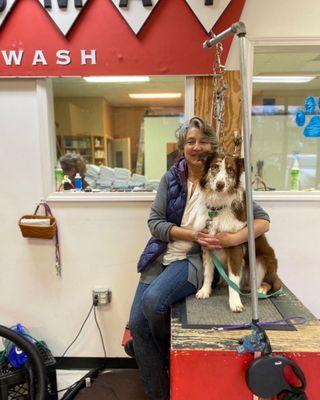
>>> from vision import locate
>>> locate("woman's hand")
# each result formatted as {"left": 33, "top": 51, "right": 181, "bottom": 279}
{"left": 196, "top": 219, "right": 270, "bottom": 250}
{"left": 197, "top": 230, "right": 237, "bottom": 250}
{"left": 198, "top": 230, "right": 236, "bottom": 250}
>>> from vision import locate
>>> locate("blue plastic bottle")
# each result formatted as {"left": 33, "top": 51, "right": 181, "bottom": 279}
{"left": 74, "top": 173, "right": 83, "bottom": 191}
{"left": 6, "top": 324, "right": 30, "bottom": 369}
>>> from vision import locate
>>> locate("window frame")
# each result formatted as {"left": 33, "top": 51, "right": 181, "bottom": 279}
{"left": 248, "top": 36, "right": 320, "bottom": 197}
{"left": 40, "top": 76, "right": 194, "bottom": 202}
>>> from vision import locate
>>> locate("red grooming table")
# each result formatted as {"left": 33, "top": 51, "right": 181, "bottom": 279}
{"left": 170, "top": 287, "right": 320, "bottom": 399}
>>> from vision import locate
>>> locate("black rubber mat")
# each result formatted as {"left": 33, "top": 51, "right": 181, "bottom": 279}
{"left": 176, "top": 285, "right": 316, "bottom": 330}
{"left": 74, "top": 369, "right": 148, "bottom": 400}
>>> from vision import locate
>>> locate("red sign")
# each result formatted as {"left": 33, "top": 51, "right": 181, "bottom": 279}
{"left": 0, "top": 0, "right": 245, "bottom": 76}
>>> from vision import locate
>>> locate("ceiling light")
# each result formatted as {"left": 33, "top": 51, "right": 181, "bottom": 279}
{"left": 83, "top": 76, "right": 150, "bottom": 83}
{"left": 253, "top": 76, "right": 315, "bottom": 83}
{"left": 129, "top": 93, "right": 182, "bottom": 99}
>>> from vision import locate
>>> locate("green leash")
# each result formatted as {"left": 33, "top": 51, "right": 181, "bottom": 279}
{"left": 210, "top": 251, "right": 283, "bottom": 299}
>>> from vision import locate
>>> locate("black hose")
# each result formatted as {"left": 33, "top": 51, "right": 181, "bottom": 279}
{"left": 0, "top": 325, "right": 47, "bottom": 400}
{"left": 61, "top": 368, "right": 100, "bottom": 400}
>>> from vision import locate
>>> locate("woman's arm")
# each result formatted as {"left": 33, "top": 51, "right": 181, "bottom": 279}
{"left": 197, "top": 202, "right": 271, "bottom": 250}
{"left": 197, "top": 219, "right": 269, "bottom": 249}
{"left": 169, "top": 226, "right": 198, "bottom": 242}
{"left": 147, "top": 175, "right": 177, "bottom": 242}
{"left": 148, "top": 175, "right": 199, "bottom": 243}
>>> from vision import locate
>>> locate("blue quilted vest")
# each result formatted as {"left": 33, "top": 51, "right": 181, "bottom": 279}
{"left": 137, "top": 157, "right": 188, "bottom": 272}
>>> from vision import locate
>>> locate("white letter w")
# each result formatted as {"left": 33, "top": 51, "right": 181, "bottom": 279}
{"left": 1, "top": 50, "right": 24, "bottom": 65}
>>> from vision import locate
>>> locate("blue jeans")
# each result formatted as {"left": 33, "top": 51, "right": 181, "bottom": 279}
{"left": 129, "top": 259, "right": 196, "bottom": 400}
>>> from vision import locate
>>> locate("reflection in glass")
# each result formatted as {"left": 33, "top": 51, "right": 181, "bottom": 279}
{"left": 252, "top": 47, "right": 320, "bottom": 191}
{"left": 53, "top": 76, "right": 185, "bottom": 191}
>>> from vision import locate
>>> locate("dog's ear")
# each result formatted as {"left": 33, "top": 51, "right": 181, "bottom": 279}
{"left": 237, "top": 158, "right": 245, "bottom": 174}
{"left": 199, "top": 151, "right": 217, "bottom": 188}
{"left": 198, "top": 151, "right": 216, "bottom": 171}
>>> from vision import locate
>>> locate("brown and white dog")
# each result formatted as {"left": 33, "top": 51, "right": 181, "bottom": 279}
{"left": 193, "top": 153, "right": 281, "bottom": 312}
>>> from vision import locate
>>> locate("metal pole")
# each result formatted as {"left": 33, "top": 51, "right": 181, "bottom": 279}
{"left": 203, "top": 21, "right": 259, "bottom": 323}
{"left": 203, "top": 22, "right": 246, "bottom": 49}
{"left": 238, "top": 33, "right": 259, "bottom": 323}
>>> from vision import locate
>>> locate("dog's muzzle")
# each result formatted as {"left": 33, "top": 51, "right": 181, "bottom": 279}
{"left": 216, "top": 181, "right": 225, "bottom": 192}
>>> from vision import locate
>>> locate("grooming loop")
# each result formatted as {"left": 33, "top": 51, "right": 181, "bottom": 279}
{"left": 210, "top": 34, "right": 228, "bottom": 150}
{"left": 210, "top": 36, "right": 242, "bottom": 156}
{"left": 232, "top": 130, "right": 242, "bottom": 156}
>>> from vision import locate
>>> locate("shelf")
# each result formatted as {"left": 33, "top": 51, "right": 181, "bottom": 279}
{"left": 57, "top": 134, "right": 108, "bottom": 166}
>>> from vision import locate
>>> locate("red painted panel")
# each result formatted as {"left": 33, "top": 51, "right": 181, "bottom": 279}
{"left": 171, "top": 349, "right": 320, "bottom": 400}
{"left": 0, "top": 0, "right": 245, "bottom": 76}
{"left": 171, "top": 350, "right": 253, "bottom": 400}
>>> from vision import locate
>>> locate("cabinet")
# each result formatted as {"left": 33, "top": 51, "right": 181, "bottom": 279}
{"left": 58, "top": 135, "right": 93, "bottom": 164}
{"left": 92, "top": 136, "right": 106, "bottom": 165}
{"left": 57, "top": 135, "right": 108, "bottom": 165}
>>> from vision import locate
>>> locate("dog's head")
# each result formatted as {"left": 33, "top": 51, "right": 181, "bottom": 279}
{"left": 199, "top": 153, "right": 244, "bottom": 194}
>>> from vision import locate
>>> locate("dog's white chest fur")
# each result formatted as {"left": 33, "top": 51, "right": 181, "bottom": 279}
{"left": 207, "top": 208, "right": 246, "bottom": 236}
{"left": 193, "top": 190, "right": 246, "bottom": 235}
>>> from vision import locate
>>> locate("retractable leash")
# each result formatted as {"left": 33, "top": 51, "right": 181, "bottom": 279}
{"left": 244, "top": 324, "right": 307, "bottom": 400}
{"left": 203, "top": 23, "right": 307, "bottom": 400}
{"left": 36, "top": 201, "right": 62, "bottom": 276}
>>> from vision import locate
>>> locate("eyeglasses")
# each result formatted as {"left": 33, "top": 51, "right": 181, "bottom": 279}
{"left": 185, "top": 139, "right": 211, "bottom": 147}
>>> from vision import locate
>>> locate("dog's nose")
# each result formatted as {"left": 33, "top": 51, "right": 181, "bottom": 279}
{"left": 216, "top": 181, "right": 225, "bottom": 191}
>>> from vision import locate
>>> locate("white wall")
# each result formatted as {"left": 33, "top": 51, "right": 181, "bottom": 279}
{"left": 242, "top": 0, "right": 320, "bottom": 37}
{"left": 226, "top": 0, "right": 320, "bottom": 69}
{"left": 40, "top": 201, "right": 149, "bottom": 356}
{"left": 0, "top": 79, "right": 149, "bottom": 357}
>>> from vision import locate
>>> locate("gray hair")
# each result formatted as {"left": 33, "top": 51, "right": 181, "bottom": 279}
{"left": 175, "top": 116, "right": 218, "bottom": 153}
{"left": 59, "top": 153, "right": 87, "bottom": 178}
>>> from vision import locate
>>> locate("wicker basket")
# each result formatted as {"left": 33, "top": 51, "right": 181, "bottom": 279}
{"left": 18, "top": 203, "right": 56, "bottom": 239}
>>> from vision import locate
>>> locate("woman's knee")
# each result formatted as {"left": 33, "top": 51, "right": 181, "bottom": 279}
{"left": 129, "top": 310, "right": 147, "bottom": 339}
{"left": 141, "top": 289, "right": 166, "bottom": 319}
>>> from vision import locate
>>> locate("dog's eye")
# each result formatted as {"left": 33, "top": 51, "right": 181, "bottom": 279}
{"left": 211, "top": 164, "right": 218, "bottom": 171}
{"left": 227, "top": 167, "right": 234, "bottom": 174}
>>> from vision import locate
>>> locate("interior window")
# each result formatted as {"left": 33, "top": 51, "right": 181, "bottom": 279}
{"left": 53, "top": 76, "right": 185, "bottom": 191}
{"left": 252, "top": 46, "right": 320, "bottom": 191}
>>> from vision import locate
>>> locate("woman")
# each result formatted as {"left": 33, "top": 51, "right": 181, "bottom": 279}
{"left": 59, "top": 153, "right": 89, "bottom": 189}
{"left": 129, "top": 117, "right": 270, "bottom": 400}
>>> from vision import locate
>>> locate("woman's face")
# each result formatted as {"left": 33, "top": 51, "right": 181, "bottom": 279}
{"left": 62, "top": 166, "right": 77, "bottom": 180}
{"left": 183, "top": 127, "right": 212, "bottom": 168}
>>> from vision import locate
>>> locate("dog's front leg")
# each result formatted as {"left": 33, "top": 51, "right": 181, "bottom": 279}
{"left": 196, "top": 249, "right": 214, "bottom": 299}
{"left": 227, "top": 247, "right": 244, "bottom": 313}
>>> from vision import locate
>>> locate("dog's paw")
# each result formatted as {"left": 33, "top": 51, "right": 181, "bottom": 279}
{"left": 257, "top": 286, "right": 268, "bottom": 295}
{"left": 196, "top": 287, "right": 212, "bottom": 299}
{"left": 257, "top": 287, "right": 267, "bottom": 295}
{"left": 229, "top": 298, "right": 244, "bottom": 313}
{"left": 258, "top": 282, "right": 271, "bottom": 295}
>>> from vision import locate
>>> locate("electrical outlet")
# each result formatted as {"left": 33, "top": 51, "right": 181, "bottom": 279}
{"left": 92, "top": 288, "right": 112, "bottom": 306}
